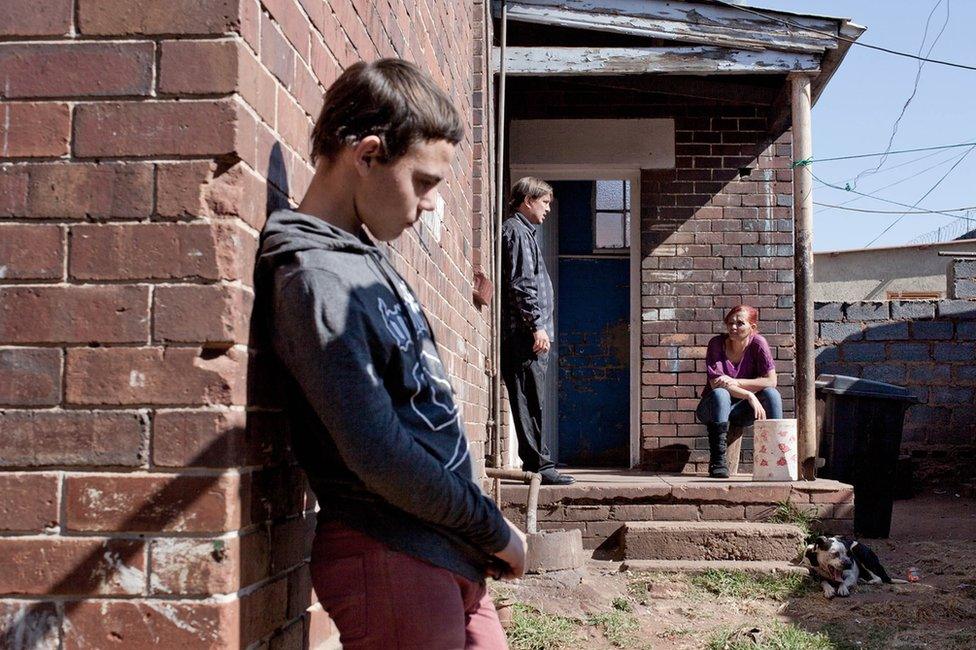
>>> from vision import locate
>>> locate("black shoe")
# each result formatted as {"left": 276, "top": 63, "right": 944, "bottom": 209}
{"left": 706, "top": 422, "right": 730, "bottom": 479}
{"left": 540, "top": 469, "right": 575, "bottom": 485}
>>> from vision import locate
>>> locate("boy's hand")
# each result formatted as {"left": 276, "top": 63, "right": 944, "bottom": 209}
{"left": 532, "top": 329, "right": 550, "bottom": 355}
{"left": 492, "top": 518, "right": 528, "bottom": 579}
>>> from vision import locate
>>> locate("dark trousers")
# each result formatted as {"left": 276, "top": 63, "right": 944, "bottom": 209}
{"left": 501, "top": 331, "right": 555, "bottom": 473}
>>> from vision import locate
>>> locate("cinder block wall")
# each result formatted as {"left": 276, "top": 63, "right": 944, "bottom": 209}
{"left": 815, "top": 261, "right": 976, "bottom": 490}
{"left": 0, "top": 1, "right": 490, "bottom": 647}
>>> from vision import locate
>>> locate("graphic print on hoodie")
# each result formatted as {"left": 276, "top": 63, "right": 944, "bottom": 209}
{"left": 257, "top": 209, "right": 509, "bottom": 582}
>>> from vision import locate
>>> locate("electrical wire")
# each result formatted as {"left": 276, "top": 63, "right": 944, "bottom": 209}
{"left": 796, "top": 140, "right": 976, "bottom": 164}
{"left": 715, "top": 0, "right": 976, "bottom": 71}
{"left": 813, "top": 202, "right": 976, "bottom": 215}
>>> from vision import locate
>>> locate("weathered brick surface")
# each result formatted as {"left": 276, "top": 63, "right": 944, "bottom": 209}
{"left": 0, "top": 224, "right": 63, "bottom": 279}
{"left": 152, "top": 410, "right": 284, "bottom": 468}
{"left": 0, "top": 42, "right": 153, "bottom": 98}
{"left": 0, "top": 410, "right": 145, "bottom": 467}
{"left": 0, "top": 473, "right": 59, "bottom": 532}
{"left": 77, "top": 0, "right": 240, "bottom": 36}
{"left": 0, "top": 347, "right": 61, "bottom": 406}
{"left": 23, "top": 162, "right": 154, "bottom": 220}
{"left": 0, "top": 285, "right": 149, "bottom": 343}
{"left": 0, "top": 0, "right": 72, "bottom": 36}
{"left": 65, "top": 346, "right": 246, "bottom": 406}
{"left": 0, "top": 538, "right": 145, "bottom": 595}
{"left": 153, "top": 284, "right": 254, "bottom": 344}
{"left": 0, "top": 102, "right": 71, "bottom": 157}
{"left": 159, "top": 39, "right": 240, "bottom": 95}
{"left": 64, "top": 472, "right": 242, "bottom": 532}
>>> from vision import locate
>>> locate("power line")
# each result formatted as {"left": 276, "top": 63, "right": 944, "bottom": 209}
{"left": 715, "top": 0, "right": 976, "bottom": 71}
{"left": 849, "top": 0, "right": 950, "bottom": 189}
{"left": 797, "top": 140, "right": 976, "bottom": 165}
{"left": 863, "top": 144, "right": 976, "bottom": 247}
{"left": 811, "top": 169, "right": 969, "bottom": 220}
{"left": 813, "top": 202, "right": 976, "bottom": 215}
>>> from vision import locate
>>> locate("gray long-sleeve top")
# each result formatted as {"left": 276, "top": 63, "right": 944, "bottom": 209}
{"left": 257, "top": 209, "right": 510, "bottom": 582}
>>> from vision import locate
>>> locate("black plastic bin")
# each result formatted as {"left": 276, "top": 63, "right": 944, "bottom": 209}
{"left": 815, "top": 374, "right": 919, "bottom": 538}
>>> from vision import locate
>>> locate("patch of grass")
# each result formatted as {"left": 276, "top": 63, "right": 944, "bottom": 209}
{"left": 506, "top": 603, "right": 581, "bottom": 650}
{"left": 767, "top": 500, "right": 821, "bottom": 536}
{"left": 707, "top": 622, "right": 836, "bottom": 650}
{"left": 586, "top": 608, "right": 642, "bottom": 648}
{"left": 691, "top": 569, "right": 813, "bottom": 601}
{"left": 611, "top": 596, "right": 632, "bottom": 612}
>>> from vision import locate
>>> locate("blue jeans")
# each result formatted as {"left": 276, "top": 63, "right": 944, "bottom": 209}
{"left": 695, "top": 387, "right": 783, "bottom": 426}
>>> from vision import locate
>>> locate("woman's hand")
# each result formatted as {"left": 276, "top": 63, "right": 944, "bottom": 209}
{"left": 715, "top": 375, "right": 739, "bottom": 389}
{"left": 748, "top": 393, "right": 767, "bottom": 420}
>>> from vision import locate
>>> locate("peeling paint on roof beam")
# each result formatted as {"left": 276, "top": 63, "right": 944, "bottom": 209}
{"left": 502, "top": 2, "right": 835, "bottom": 54}
{"left": 492, "top": 46, "right": 821, "bottom": 76}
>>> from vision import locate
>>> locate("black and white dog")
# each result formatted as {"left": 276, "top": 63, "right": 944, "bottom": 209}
{"left": 804, "top": 536, "right": 905, "bottom": 599}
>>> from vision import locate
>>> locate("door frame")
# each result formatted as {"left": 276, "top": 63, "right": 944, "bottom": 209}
{"left": 510, "top": 165, "right": 642, "bottom": 468}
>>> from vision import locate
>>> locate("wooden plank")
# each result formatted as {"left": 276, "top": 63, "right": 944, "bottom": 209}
{"left": 492, "top": 46, "right": 820, "bottom": 75}
{"left": 503, "top": 2, "right": 833, "bottom": 54}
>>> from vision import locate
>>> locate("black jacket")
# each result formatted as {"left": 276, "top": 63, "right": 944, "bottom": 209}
{"left": 501, "top": 212, "right": 554, "bottom": 338}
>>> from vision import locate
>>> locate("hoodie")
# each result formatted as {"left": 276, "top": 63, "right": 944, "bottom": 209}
{"left": 257, "top": 209, "right": 510, "bottom": 582}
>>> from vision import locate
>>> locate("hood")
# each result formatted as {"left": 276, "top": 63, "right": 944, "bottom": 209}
{"left": 259, "top": 209, "right": 377, "bottom": 268}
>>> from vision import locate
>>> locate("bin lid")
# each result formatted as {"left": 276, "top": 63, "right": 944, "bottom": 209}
{"left": 815, "top": 374, "right": 919, "bottom": 402}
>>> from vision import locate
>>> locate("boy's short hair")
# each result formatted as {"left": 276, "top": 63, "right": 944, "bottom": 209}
{"left": 508, "top": 177, "right": 553, "bottom": 213}
{"left": 311, "top": 58, "right": 463, "bottom": 164}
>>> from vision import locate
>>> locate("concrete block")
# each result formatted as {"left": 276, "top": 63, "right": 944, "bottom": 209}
{"left": 621, "top": 521, "right": 804, "bottom": 562}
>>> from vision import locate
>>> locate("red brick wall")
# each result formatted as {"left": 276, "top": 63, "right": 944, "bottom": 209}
{"left": 0, "top": 1, "right": 488, "bottom": 647}
{"left": 505, "top": 77, "right": 796, "bottom": 473}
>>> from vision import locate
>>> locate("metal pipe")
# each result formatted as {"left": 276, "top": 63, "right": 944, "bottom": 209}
{"left": 491, "top": 0, "right": 508, "bottom": 504}
{"left": 485, "top": 468, "right": 541, "bottom": 535}
{"left": 790, "top": 72, "right": 817, "bottom": 481}
{"left": 937, "top": 251, "right": 976, "bottom": 257}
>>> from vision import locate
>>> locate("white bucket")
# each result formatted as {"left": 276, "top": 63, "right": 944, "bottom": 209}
{"left": 751, "top": 418, "right": 799, "bottom": 481}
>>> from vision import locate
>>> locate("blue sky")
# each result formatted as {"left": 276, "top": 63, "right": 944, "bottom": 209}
{"left": 748, "top": 1, "right": 975, "bottom": 251}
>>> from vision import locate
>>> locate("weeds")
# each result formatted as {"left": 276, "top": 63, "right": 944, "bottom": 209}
{"left": 506, "top": 603, "right": 580, "bottom": 650}
{"left": 707, "top": 622, "right": 836, "bottom": 650}
{"left": 691, "top": 569, "right": 813, "bottom": 601}
{"left": 767, "top": 500, "right": 821, "bottom": 536}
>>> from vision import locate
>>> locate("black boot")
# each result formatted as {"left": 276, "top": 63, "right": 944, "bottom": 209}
{"left": 707, "top": 422, "right": 730, "bottom": 478}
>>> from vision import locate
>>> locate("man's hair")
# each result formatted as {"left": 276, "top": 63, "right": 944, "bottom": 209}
{"left": 310, "top": 58, "right": 464, "bottom": 164}
{"left": 509, "top": 177, "right": 553, "bottom": 213}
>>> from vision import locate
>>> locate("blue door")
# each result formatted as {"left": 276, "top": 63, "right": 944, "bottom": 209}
{"left": 552, "top": 180, "right": 630, "bottom": 467}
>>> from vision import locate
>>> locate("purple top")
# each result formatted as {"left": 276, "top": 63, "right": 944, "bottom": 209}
{"left": 704, "top": 333, "right": 775, "bottom": 391}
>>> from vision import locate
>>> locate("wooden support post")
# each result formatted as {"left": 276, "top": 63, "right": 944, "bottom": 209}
{"left": 790, "top": 72, "right": 817, "bottom": 480}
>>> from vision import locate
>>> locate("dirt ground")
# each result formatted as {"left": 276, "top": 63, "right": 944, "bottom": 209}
{"left": 492, "top": 493, "right": 976, "bottom": 649}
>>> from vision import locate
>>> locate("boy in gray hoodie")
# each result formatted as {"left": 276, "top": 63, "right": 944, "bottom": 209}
{"left": 258, "top": 59, "right": 524, "bottom": 648}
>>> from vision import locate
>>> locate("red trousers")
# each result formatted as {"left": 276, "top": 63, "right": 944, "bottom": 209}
{"left": 310, "top": 521, "right": 509, "bottom": 649}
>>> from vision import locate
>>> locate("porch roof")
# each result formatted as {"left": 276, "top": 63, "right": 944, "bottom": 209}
{"left": 492, "top": 0, "right": 864, "bottom": 106}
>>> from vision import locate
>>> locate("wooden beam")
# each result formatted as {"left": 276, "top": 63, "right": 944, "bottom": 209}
{"left": 501, "top": 1, "right": 834, "bottom": 54}
{"left": 492, "top": 46, "right": 820, "bottom": 75}
{"left": 790, "top": 72, "right": 817, "bottom": 481}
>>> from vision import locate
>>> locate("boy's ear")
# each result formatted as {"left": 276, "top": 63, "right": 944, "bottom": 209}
{"left": 352, "top": 136, "right": 384, "bottom": 174}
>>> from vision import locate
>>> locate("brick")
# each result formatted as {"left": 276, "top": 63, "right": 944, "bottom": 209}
{"left": 0, "top": 348, "right": 61, "bottom": 406}
{"left": 891, "top": 301, "right": 936, "bottom": 320}
{"left": 958, "top": 322, "right": 976, "bottom": 340}
{"left": 651, "top": 505, "right": 699, "bottom": 521}
{"left": 911, "top": 320, "right": 953, "bottom": 340}
{"left": 0, "top": 601, "right": 60, "bottom": 648}
{"left": 74, "top": 100, "right": 240, "bottom": 157}
{"left": 149, "top": 536, "right": 239, "bottom": 595}
{"left": 930, "top": 386, "right": 974, "bottom": 404}
{"left": 0, "top": 473, "right": 58, "bottom": 531}
{"left": 0, "top": 167, "right": 29, "bottom": 216}
{"left": 864, "top": 322, "right": 909, "bottom": 340}
{"left": 65, "top": 346, "right": 246, "bottom": 406}
{"left": 700, "top": 505, "right": 745, "bottom": 520}
{"left": 0, "top": 102, "right": 70, "bottom": 157}
{"left": 155, "top": 161, "right": 214, "bottom": 219}
{"left": 0, "top": 538, "right": 145, "bottom": 595}
{"left": 154, "top": 284, "right": 253, "bottom": 345}
{"left": 70, "top": 223, "right": 248, "bottom": 281}
{"left": 159, "top": 39, "right": 239, "bottom": 95}
{"left": 65, "top": 472, "right": 242, "bottom": 532}
{"left": 937, "top": 300, "right": 976, "bottom": 320}
{"left": 0, "top": 285, "right": 149, "bottom": 343}
{"left": 818, "top": 322, "right": 862, "bottom": 343}
{"left": 78, "top": 0, "right": 240, "bottom": 35}
{"left": 26, "top": 162, "right": 153, "bottom": 220}
{"left": 0, "top": 410, "right": 145, "bottom": 467}
{"left": 0, "top": 224, "right": 63, "bottom": 279}
{"left": 0, "top": 42, "right": 153, "bottom": 98}
{"left": 840, "top": 342, "right": 885, "bottom": 362}
{"left": 845, "top": 302, "right": 890, "bottom": 321}
{"left": 241, "top": 577, "right": 288, "bottom": 644}
{"left": 611, "top": 504, "right": 656, "bottom": 520}
{"left": 888, "top": 342, "right": 930, "bottom": 361}
{"left": 153, "top": 410, "right": 284, "bottom": 467}
{"left": 62, "top": 600, "right": 239, "bottom": 650}
{"left": 271, "top": 516, "right": 313, "bottom": 573}
{"left": 933, "top": 343, "right": 975, "bottom": 362}
{"left": 862, "top": 364, "right": 906, "bottom": 385}
{"left": 0, "top": 0, "right": 72, "bottom": 36}
{"left": 261, "top": 12, "right": 295, "bottom": 88}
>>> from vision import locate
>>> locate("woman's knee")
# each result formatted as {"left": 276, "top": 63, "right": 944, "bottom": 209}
{"left": 697, "top": 388, "right": 731, "bottom": 424}
{"left": 757, "top": 387, "right": 783, "bottom": 416}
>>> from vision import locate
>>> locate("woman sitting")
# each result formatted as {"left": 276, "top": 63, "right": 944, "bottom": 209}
{"left": 696, "top": 305, "right": 783, "bottom": 478}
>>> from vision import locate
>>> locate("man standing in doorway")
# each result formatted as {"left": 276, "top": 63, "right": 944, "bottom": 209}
{"left": 501, "top": 177, "right": 574, "bottom": 485}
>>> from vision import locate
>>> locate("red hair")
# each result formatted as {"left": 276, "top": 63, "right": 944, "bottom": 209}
{"left": 723, "top": 305, "right": 759, "bottom": 328}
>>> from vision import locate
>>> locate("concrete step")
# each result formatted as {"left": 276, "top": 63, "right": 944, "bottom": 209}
{"left": 621, "top": 521, "right": 805, "bottom": 562}
{"left": 619, "top": 559, "right": 807, "bottom": 575}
